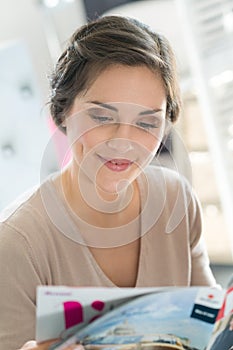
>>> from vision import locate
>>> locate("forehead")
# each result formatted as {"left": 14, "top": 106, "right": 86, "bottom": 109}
{"left": 72, "top": 65, "right": 166, "bottom": 113}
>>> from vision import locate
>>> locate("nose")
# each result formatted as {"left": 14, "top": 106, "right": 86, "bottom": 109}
{"left": 106, "top": 124, "right": 134, "bottom": 153}
{"left": 107, "top": 138, "right": 133, "bottom": 153}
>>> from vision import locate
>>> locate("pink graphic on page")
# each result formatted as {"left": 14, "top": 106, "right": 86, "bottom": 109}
{"left": 63, "top": 300, "right": 106, "bottom": 329}
{"left": 216, "top": 287, "right": 233, "bottom": 321}
{"left": 63, "top": 301, "right": 83, "bottom": 329}
{"left": 92, "top": 300, "right": 105, "bottom": 311}
{"left": 89, "top": 300, "right": 105, "bottom": 323}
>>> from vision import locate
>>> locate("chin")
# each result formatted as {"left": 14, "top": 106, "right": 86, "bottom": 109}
{"left": 96, "top": 181, "right": 124, "bottom": 196}
{"left": 96, "top": 175, "right": 134, "bottom": 198}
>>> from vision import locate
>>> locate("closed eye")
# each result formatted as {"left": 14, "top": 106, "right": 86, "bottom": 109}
{"left": 136, "top": 121, "right": 158, "bottom": 129}
{"left": 90, "top": 114, "right": 114, "bottom": 124}
{"left": 136, "top": 116, "right": 162, "bottom": 130}
{"left": 87, "top": 107, "right": 117, "bottom": 125}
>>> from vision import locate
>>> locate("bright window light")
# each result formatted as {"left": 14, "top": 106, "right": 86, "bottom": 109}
{"left": 209, "top": 70, "right": 233, "bottom": 88}
{"left": 228, "top": 124, "right": 233, "bottom": 137}
{"left": 43, "top": 0, "right": 60, "bottom": 8}
{"left": 223, "top": 11, "right": 233, "bottom": 33}
{"left": 228, "top": 138, "right": 233, "bottom": 151}
{"left": 205, "top": 204, "right": 219, "bottom": 217}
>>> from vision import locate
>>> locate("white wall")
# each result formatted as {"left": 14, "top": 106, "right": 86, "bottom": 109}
{"left": 0, "top": 0, "right": 86, "bottom": 209}
{"left": 0, "top": 0, "right": 50, "bottom": 100}
{"left": 0, "top": 0, "right": 86, "bottom": 100}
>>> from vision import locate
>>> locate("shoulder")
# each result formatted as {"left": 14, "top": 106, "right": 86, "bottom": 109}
{"left": 145, "top": 164, "right": 188, "bottom": 183}
{"left": 144, "top": 165, "right": 201, "bottom": 234}
{"left": 0, "top": 185, "right": 39, "bottom": 223}
{"left": 0, "top": 171, "right": 60, "bottom": 221}
{"left": 145, "top": 165, "right": 194, "bottom": 199}
{"left": 0, "top": 187, "right": 42, "bottom": 277}
{"left": 0, "top": 176, "right": 60, "bottom": 276}
{"left": 0, "top": 175, "right": 57, "bottom": 241}
{"left": 0, "top": 187, "right": 40, "bottom": 256}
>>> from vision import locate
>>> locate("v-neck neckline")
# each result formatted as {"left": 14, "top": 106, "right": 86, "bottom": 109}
{"left": 83, "top": 172, "right": 147, "bottom": 287}
{"left": 84, "top": 238, "right": 144, "bottom": 287}
{"left": 46, "top": 170, "right": 148, "bottom": 287}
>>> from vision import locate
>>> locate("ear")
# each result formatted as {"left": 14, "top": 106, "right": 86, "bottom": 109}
{"left": 164, "top": 119, "right": 172, "bottom": 138}
{"left": 58, "top": 119, "right": 67, "bottom": 134}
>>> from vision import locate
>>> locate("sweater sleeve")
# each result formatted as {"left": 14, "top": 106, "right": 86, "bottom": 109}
{"left": 0, "top": 222, "right": 42, "bottom": 350}
{"left": 187, "top": 186, "right": 217, "bottom": 286}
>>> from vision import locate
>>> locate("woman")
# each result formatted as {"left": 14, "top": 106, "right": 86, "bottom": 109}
{"left": 0, "top": 15, "right": 216, "bottom": 350}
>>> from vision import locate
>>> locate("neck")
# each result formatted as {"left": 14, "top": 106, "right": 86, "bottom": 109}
{"left": 59, "top": 163, "right": 139, "bottom": 227}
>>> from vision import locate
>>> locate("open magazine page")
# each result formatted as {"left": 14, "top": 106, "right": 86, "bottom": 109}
{"left": 36, "top": 286, "right": 164, "bottom": 342}
{"left": 206, "top": 311, "right": 233, "bottom": 350}
{"left": 72, "top": 287, "right": 223, "bottom": 350}
{"left": 206, "top": 287, "right": 233, "bottom": 350}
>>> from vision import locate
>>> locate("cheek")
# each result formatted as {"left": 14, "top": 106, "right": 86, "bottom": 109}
{"left": 74, "top": 132, "right": 94, "bottom": 150}
{"left": 138, "top": 133, "right": 162, "bottom": 155}
{"left": 72, "top": 130, "right": 104, "bottom": 159}
{"left": 82, "top": 128, "right": 112, "bottom": 153}
{"left": 70, "top": 135, "right": 88, "bottom": 162}
{"left": 71, "top": 141, "right": 83, "bottom": 165}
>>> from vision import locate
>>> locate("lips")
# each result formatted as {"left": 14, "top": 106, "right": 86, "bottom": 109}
{"left": 98, "top": 155, "right": 133, "bottom": 172}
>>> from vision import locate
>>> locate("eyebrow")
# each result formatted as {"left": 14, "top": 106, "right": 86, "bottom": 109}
{"left": 139, "top": 109, "right": 163, "bottom": 116}
{"left": 87, "top": 101, "right": 163, "bottom": 115}
{"left": 87, "top": 101, "right": 118, "bottom": 112}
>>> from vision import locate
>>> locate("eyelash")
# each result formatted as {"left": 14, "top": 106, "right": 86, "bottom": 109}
{"left": 89, "top": 113, "right": 162, "bottom": 130}
{"left": 90, "top": 115, "right": 114, "bottom": 124}
{"left": 136, "top": 121, "right": 160, "bottom": 130}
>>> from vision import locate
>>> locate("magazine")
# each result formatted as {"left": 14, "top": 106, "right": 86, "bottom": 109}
{"left": 36, "top": 286, "right": 233, "bottom": 350}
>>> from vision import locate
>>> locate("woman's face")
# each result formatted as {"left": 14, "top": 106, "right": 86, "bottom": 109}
{"left": 66, "top": 65, "right": 167, "bottom": 195}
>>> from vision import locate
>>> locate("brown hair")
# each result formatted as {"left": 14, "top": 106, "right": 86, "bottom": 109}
{"left": 49, "top": 15, "right": 181, "bottom": 132}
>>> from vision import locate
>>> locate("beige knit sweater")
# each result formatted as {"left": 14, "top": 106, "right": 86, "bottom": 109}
{"left": 0, "top": 166, "right": 216, "bottom": 349}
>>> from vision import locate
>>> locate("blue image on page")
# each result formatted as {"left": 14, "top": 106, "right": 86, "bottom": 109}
{"left": 76, "top": 288, "right": 219, "bottom": 350}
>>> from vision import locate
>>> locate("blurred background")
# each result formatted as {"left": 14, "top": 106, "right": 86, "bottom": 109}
{"left": 0, "top": 0, "right": 233, "bottom": 286}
